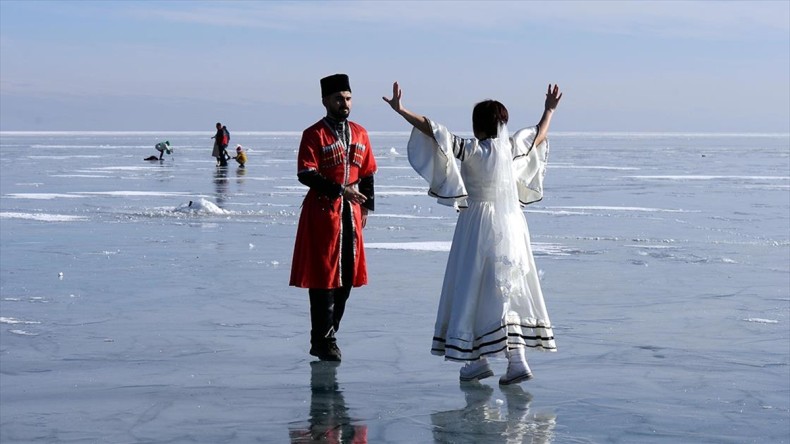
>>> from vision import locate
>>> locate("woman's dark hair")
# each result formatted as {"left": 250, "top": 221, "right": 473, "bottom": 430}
{"left": 472, "top": 100, "right": 509, "bottom": 139}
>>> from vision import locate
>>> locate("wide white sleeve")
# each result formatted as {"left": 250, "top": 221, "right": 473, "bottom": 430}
{"left": 406, "top": 119, "right": 468, "bottom": 209}
{"left": 512, "top": 126, "right": 549, "bottom": 205}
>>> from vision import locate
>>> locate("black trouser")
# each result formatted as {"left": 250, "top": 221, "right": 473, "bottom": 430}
{"left": 309, "top": 202, "right": 355, "bottom": 344}
{"left": 218, "top": 146, "right": 229, "bottom": 166}
{"left": 309, "top": 286, "right": 351, "bottom": 344}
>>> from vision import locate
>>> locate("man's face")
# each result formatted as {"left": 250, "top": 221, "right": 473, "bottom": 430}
{"left": 323, "top": 91, "right": 352, "bottom": 120}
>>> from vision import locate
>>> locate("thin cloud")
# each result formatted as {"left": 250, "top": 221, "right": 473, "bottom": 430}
{"left": 536, "top": 0, "right": 789, "bottom": 40}
{"left": 121, "top": 1, "right": 788, "bottom": 41}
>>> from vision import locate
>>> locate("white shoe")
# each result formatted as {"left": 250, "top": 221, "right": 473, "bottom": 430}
{"left": 459, "top": 358, "right": 494, "bottom": 382}
{"left": 499, "top": 352, "right": 532, "bottom": 385}
{"left": 499, "top": 368, "right": 533, "bottom": 385}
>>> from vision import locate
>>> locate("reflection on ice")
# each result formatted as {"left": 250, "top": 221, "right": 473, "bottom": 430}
{"left": 431, "top": 382, "right": 556, "bottom": 444}
{"left": 287, "top": 364, "right": 559, "bottom": 444}
{"left": 213, "top": 167, "right": 230, "bottom": 208}
{"left": 289, "top": 362, "right": 368, "bottom": 444}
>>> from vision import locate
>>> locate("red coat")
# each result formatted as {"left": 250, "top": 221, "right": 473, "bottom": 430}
{"left": 290, "top": 120, "right": 377, "bottom": 289}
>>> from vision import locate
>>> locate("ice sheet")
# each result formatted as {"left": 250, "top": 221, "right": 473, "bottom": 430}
{"left": 1, "top": 131, "right": 788, "bottom": 443}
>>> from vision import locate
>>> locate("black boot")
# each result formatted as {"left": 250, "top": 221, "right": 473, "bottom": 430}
{"left": 309, "top": 335, "right": 341, "bottom": 361}
{"left": 309, "top": 290, "right": 341, "bottom": 361}
{"left": 309, "top": 322, "right": 341, "bottom": 362}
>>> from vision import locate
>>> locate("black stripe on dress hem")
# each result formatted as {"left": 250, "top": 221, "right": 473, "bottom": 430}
{"left": 428, "top": 190, "right": 468, "bottom": 200}
{"left": 434, "top": 325, "right": 554, "bottom": 345}
{"left": 434, "top": 343, "right": 557, "bottom": 360}
{"left": 507, "top": 332, "right": 556, "bottom": 341}
{"left": 443, "top": 336, "right": 507, "bottom": 354}
{"left": 477, "top": 323, "right": 554, "bottom": 341}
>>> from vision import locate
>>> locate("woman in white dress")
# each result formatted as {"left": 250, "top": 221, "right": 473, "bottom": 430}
{"left": 383, "top": 82, "right": 562, "bottom": 384}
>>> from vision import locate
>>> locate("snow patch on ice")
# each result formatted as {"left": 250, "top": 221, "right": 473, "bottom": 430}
{"left": 174, "top": 198, "right": 231, "bottom": 215}
{"left": 366, "top": 241, "right": 573, "bottom": 255}
{"left": 75, "top": 191, "right": 192, "bottom": 197}
{"left": 373, "top": 213, "right": 444, "bottom": 220}
{"left": 550, "top": 206, "right": 689, "bottom": 213}
{"left": 0, "top": 212, "right": 88, "bottom": 222}
{"left": 4, "top": 193, "right": 82, "bottom": 199}
{"left": 627, "top": 175, "right": 789, "bottom": 181}
{"left": 743, "top": 318, "right": 779, "bottom": 324}
{"left": 0, "top": 317, "right": 41, "bottom": 325}
{"left": 9, "top": 330, "right": 38, "bottom": 336}
{"left": 367, "top": 241, "right": 451, "bottom": 252}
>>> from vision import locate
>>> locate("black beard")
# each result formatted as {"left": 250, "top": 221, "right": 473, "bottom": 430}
{"left": 328, "top": 108, "right": 350, "bottom": 121}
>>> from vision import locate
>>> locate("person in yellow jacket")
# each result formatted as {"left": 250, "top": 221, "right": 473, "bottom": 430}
{"left": 233, "top": 145, "right": 247, "bottom": 167}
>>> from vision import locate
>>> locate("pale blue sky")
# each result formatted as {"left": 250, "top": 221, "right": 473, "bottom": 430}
{"left": 1, "top": 0, "right": 788, "bottom": 132}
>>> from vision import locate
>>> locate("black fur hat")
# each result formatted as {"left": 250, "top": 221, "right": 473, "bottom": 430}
{"left": 320, "top": 74, "right": 351, "bottom": 97}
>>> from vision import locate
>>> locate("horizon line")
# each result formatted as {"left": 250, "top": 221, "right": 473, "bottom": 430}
{"left": 1, "top": 130, "right": 789, "bottom": 138}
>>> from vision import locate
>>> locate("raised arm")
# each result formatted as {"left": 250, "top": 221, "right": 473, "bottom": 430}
{"left": 533, "top": 84, "right": 562, "bottom": 148}
{"left": 382, "top": 82, "right": 432, "bottom": 137}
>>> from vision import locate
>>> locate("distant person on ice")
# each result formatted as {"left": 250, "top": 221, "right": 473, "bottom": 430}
{"left": 211, "top": 122, "right": 231, "bottom": 166}
{"left": 145, "top": 140, "right": 172, "bottom": 161}
{"left": 383, "top": 82, "right": 562, "bottom": 385}
{"left": 232, "top": 145, "right": 247, "bottom": 167}
{"left": 290, "top": 73, "right": 377, "bottom": 362}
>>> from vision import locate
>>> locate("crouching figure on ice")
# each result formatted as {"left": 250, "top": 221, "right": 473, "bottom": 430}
{"left": 383, "top": 82, "right": 562, "bottom": 384}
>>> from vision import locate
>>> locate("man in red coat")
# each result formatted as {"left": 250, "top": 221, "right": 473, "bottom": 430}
{"left": 290, "top": 74, "right": 377, "bottom": 361}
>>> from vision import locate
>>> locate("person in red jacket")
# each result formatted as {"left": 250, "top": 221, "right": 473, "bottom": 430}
{"left": 290, "top": 74, "right": 377, "bottom": 361}
{"left": 211, "top": 122, "right": 231, "bottom": 166}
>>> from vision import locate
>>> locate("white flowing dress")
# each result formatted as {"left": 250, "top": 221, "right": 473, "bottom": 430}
{"left": 408, "top": 119, "right": 557, "bottom": 361}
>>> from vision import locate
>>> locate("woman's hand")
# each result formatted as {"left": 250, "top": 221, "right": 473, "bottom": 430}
{"left": 382, "top": 82, "right": 403, "bottom": 112}
{"left": 382, "top": 81, "right": 432, "bottom": 136}
{"left": 534, "top": 84, "right": 562, "bottom": 147}
{"left": 545, "top": 84, "right": 562, "bottom": 111}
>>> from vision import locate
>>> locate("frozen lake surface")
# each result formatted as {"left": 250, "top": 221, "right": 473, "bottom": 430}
{"left": 1, "top": 130, "right": 788, "bottom": 443}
